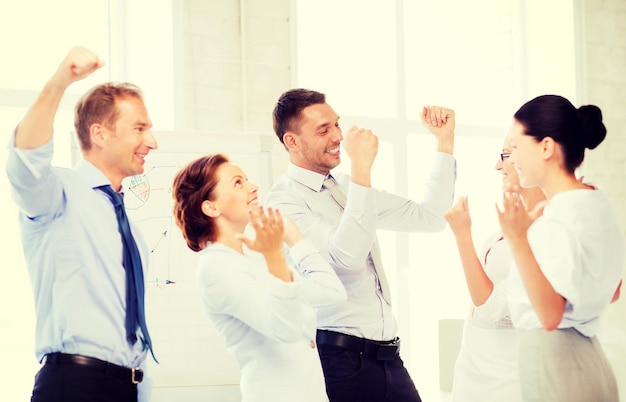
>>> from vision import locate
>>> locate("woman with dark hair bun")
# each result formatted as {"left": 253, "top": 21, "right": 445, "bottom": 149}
{"left": 497, "top": 95, "right": 622, "bottom": 402}
{"left": 172, "top": 154, "right": 346, "bottom": 402}
{"left": 445, "top": 134, "right": 545, "bottom": 402}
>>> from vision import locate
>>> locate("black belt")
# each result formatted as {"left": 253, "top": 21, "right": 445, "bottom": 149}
{"left": 316, "top": 330, "right": 400, "bottom": 360}
{"left": 43, "top": 353, "right": 143, "bottom": 384}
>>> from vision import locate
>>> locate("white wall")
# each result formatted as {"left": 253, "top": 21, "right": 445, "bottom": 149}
{"left": 579, "top": 0, "right": 626, "bottom": 396}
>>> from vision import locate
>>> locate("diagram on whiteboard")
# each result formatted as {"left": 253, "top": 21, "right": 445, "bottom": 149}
{"left": 124, "top": 163, "right": 181, "bottom": 288}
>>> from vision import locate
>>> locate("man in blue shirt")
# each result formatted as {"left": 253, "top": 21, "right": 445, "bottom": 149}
{"left": 267, "top": 88, "right": 456, "bottom": 402}
{"left": 6, "top": 47, "right": 158, "bottom": 402}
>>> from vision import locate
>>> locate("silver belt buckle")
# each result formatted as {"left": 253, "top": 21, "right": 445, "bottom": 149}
{"left": 131, "top": 367, "right": 143, "bottom": 384}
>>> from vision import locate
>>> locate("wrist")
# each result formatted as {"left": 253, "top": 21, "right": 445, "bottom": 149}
{"left": 284, "top": 234, "right": 304, "bottom": 248}
{"left": 263, "top": 248, "right": 286, "bottom": 262}
{"left": 437, "top": 136, "right": 454, "bottom": 154}
{"left": 505, "top": 233, "right": 528, "bottom": 249}
{"left": 350, "top": 169, "right": 372, "bottom": 187}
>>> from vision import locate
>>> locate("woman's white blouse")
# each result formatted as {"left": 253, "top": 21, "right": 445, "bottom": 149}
{"left": 507, "top": 189, "right": 623, "bottom": 337}
{"left": 196, "top": 239, "right": 345, "bottom": 402}
{"left": 469, "top": 231, "right": 514, "bottom": 329}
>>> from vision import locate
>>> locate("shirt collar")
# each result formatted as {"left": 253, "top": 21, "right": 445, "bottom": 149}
{"left": 287, "top": 162, "right": 332, "bottom": 192}
{"left": 74, "top": 158, "right": 124, "bottom": 194}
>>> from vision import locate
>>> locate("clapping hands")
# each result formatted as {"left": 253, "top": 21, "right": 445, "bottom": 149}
{"left": 236, "top": 206, "right": 284, "bottom": 255}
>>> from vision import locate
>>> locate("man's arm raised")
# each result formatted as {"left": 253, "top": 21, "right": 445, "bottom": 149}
{"left": 15, "top": 46, "right": 104, "bottom": 149}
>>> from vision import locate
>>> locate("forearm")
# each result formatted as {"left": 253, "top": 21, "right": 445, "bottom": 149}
{"left": 16, "top": 47, "right": 103, "bottom": 150}
{"left": 268, "top": 186, "right": 375, "bottom": 269}
{"left": 436, "top": 136, "right": 454, "bottom": 155}
{"left": 350, "top": 163, "right": 372, "bottom": 187}
{"left": 15, "top": 79, "right": 68, "bottom": 149}
{"left": 326, "top": 182, "right": 377, "bottom": 266}
{"left": 291, "top": 241, "right": 347, "bottom": 307}
{"left": 454, "top": 234, "right": 494, "bottom": 306}
{"left": 376, "top": 156, "right": 455, "bottom": 233}
{"left": 508, "top": 237, "right": 565, "bottom": 330}
{"left": 418, "top": 153, "right": 456, "bottom": 219}
{"left": 263, "top": 251, "right": 293, "bottom": 282}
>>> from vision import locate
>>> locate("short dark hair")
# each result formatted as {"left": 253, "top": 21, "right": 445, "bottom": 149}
{"left": 74, "top": 82, "right": 144, "bottom": 151}
{"left": 514, "top": 94, "right": 606, "bottom": 172}
{"left": 272, "top": 88, "right": 326, "bottom": 146}
{"left": 172, "top": 154, "right": 230, "bottom": 252}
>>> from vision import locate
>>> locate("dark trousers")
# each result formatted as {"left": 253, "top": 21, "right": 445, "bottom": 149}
{"left": 318, "top": 343, "right": 422, "bottom": 402}
{"left": 31, "top": 358, "right": 138, "bottom": 402}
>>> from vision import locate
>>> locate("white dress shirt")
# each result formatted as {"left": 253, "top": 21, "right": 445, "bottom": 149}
{"left": 507, "top": 189, "right": 624, "bottom": 337}
{"left": 266, "top": 153, "right": 456, "bottom": 340}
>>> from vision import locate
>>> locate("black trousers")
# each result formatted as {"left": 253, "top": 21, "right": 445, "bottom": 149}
{"left": 31, "top": 358, "right": 138, "bottom": 402}
{"left": 318, "top": 341, "right": 422, "bottom": 402}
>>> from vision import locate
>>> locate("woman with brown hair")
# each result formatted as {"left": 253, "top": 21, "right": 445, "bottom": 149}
{"left": 171, "top": 154, "right": 346, "bottom": 402}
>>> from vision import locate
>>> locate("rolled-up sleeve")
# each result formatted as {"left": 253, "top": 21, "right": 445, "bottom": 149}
{"left": 6, "top": 135, "right": 62, "bottom": 219}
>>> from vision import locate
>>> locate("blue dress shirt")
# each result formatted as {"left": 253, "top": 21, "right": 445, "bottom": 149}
{"left": 6, "top": 135, "right": 149, "bottom": 369}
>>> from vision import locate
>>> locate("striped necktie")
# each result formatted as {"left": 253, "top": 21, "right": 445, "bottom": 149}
{"left": 323, "top": 176, "right": 392, "bottom": 304}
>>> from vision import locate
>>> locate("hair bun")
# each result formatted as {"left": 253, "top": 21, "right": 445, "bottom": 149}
{"left": 577, "top": 105, "right": 606, "bottom": 150}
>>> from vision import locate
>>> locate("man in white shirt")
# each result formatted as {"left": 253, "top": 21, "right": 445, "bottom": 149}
{"left": 266, "top": 88, "right": 456, "bottom": 402}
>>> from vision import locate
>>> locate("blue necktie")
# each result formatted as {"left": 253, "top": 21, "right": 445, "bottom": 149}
{"left": 97, "top": 185, "right": 156, "bottom": 361}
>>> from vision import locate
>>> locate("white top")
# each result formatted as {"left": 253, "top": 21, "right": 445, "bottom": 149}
{"left": 452, "top": 232, "right": 522, "bottom": 402}
{"left": 469, "top": 232, "right": 514, "bottom": 329}
{"left": 266, "top": 154, "right": 456, "bottom": 341}
{"left": 507, "top": 189, "right": 624, "bottom": 337}
{"left": 195, "top": 239, "right": 346, "bottom": 402}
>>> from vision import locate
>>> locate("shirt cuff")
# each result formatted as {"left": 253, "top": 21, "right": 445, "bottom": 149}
{"left": 346, "top": 181, "right": 375, "bottom": 211}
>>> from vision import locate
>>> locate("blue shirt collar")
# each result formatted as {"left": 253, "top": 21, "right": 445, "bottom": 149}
{"left": 75, "top": 158, "right": 125, "bottom": 195}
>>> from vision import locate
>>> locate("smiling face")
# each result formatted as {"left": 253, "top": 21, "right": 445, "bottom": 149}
{"left": 509, "top": 119, "right": 546, "bottom": 188}
{"left": 495, "top": 135, "right": 520, "bottom": 191}
{"left": 210, "top": 162, "right": 259, "bottom": 225}
{"left": 99, "top": 96, "right": 157, "bottom": 188}
{"left": 284, "top": 102, "right": 343, "bottom": 175}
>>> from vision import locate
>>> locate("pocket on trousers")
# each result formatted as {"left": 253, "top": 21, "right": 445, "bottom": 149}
{"left": 318, "top": 345, "right": 365, "bottom": 380}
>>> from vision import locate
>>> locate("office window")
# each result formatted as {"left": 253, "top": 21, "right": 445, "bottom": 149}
{"left": 295, "top": 0, "right": 578, "bottom": 399}
{"left": 403, "top": 0, "right": 518, "bottom": 125}
{"left": 0, "top": 2, "right": 111, "bottom": 400}
{"left": 295, "top": 0, "right": 398, "bottom": 118}
{"left": 0, "top": 1, "right": 110, "bottom": 93}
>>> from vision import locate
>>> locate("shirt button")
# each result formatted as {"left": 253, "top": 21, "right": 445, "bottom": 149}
{"left": 310, "top": 340, "right": 316, "bottom": 349}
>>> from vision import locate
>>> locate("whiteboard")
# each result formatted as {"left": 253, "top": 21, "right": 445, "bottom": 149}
{"left": 79, "top": 131, "right": 275, "bottom": 387}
